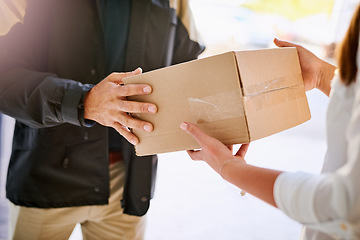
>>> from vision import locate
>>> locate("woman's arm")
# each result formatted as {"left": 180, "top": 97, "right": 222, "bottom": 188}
{"left": 222, "top": 159, "right": 282, "bottom": 207}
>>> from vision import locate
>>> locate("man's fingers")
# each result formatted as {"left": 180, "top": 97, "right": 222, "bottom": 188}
{"left": 117, "top": 84, "right": 153, "bottom": 97}
{"left": 113, "top": 122, "right": 139, "bottom": 145}
{"left": 110, "top": 67, "right": 143, "bottom": 85}
{"left": 118, "top": 100, "right": 157, "bottom": 114}
{"left": 131, "top": 67, "right": 143, "bottom": 75}
{"left": 115, "top": 113, "right": 154, "bottom": 132}
{"left": 235, "top": 143, "right": 250, "bottom": 158}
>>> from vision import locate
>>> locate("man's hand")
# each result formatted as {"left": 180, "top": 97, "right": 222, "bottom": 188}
{"left": 84, "top": 68, "right": 157, "bottom": 145}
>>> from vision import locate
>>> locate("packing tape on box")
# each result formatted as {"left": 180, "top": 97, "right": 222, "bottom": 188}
{"left": 187, "top": 90, "right": 244, "bottom": 124}
{"left": 243, "top": 85, "right": 305, "bottom": 112}
{"left": 244, "top": 74, "right": 302, "bottom": 96}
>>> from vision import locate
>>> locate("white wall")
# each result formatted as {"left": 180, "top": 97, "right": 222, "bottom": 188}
{"left": 0, "top": 115, "right": 15, "bottom": 240}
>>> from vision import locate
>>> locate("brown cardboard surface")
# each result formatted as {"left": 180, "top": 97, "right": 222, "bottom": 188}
{"left": 123, "top": 47, "right": 311, "bottom": 156}
{"left": 245, "top": 85, "right": 310, "bottom": 141}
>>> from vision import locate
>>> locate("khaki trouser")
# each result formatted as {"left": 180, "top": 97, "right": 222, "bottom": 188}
{"left": 9, "top": 161, "right": 146, "bottom": 240}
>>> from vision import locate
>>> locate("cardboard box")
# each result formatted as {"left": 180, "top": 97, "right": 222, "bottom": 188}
{"left": 123, "top": 47, "right": 311, "bottom": 156}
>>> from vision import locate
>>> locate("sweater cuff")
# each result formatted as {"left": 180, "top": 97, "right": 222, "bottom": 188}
{"left": 61, "top": 83, "right": 95, "bottom": 127}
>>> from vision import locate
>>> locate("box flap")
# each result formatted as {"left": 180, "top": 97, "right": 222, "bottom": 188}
{"left": 235, "top": 47, "right": 303, "bottom": 96}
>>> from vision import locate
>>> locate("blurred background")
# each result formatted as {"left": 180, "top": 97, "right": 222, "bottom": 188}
{"left": 0, "top": 0, "right": 359, "bottom": 239}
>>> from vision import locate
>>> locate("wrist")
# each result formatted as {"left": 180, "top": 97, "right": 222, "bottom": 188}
{"left": 219, "top": 158, "right": 245, "bottom": 179}
{"left": 219, "top": 158, "right": 247, "bottom": 196}
{"left": 80, "top": 88, "right": 96, "bottom": 127}
{"left": 83, "top": 87, "right": 95, "bottom": 120}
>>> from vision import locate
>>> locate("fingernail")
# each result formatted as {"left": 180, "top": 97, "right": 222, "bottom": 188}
{"left": 180, "top": 122, "right": 188, "bottom": 131}
{"left": 130, "top": 139, "right": 138, "bottom": 145}
{"left": 148, "top": 105, "right": 157, "bottom": 113}
{"left": 144, "top": 124, "right": 152, "bottom": 132}
{"left": 133, "top": 67, "right": 142, "bottom": 73}
{"left": 143, "top": 86, "right": 151, "bottom": 93}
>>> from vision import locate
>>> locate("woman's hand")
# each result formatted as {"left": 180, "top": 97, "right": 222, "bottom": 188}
{"left": 181, "top": 122, "right": 282, "bottom": 207}
{"left": 274, "top": 38, "right": 336, "bottom": 96}
{"left": 180, "top": 122, "right": 249, "bottom": 174}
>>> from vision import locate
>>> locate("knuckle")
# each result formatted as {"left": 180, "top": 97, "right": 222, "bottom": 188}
{"left": 141, "top": 104, "right": 148, "bottom": 112}
{"left": 121, "top": 117, "right": 130, "bottom": 126}
{"left": 121, "top": 86, "right": 130, "bottom": 96}
{"left": 114, "top": 125, "right": 124, "bottom": 134}
{"left": 132, "top": 119, "right": 144, "bottom": 130}
{"left": 109, "top": 72, "right": 117, "bottom": 79}
{"left": 120, "top": 101, "right": 131, "bottom": 111}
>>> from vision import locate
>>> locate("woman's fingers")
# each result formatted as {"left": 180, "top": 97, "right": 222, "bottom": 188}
{"left": 186, "top": 149, "right": 203, "bottom": 161}
{"left": 274, "top": 38, "right": 297, "bottom": 48}
{"left": 180, "top": 122, "right": 210, "bottom": 148}
{"left": 235, "top": 143, "right": 250, "bottom": 158}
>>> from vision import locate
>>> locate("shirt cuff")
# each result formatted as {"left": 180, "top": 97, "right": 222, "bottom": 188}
{"left": 61, "top": 82, "right": 95, "bottom": 127}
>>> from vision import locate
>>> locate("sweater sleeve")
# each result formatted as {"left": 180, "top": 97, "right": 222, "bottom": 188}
{"left": 0, "top": 60, "right": 95, "bottom": 128}
{"left": 0, "top": 1, "right": 95, "bottom": 128}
